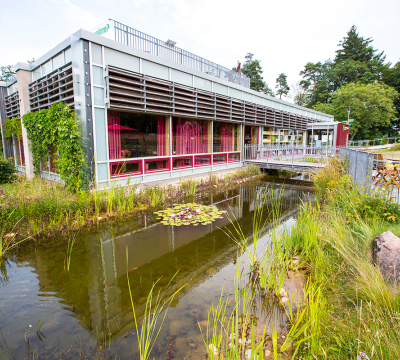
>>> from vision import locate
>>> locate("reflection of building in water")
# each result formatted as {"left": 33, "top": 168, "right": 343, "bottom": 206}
{"left": 29, "top": 183, "right": 312, "bottom": 342}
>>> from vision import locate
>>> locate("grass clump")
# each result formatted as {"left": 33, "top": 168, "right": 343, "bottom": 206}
{"left": 284, "top": 157, "right": 400, "bottom": 359}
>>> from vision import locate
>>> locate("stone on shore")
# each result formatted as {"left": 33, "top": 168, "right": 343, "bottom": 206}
{"left": 373, "top": 231, "right": 400, "bottom": 282}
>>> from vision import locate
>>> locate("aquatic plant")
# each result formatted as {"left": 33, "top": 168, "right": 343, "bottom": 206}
{"left": 126, "top": 248, "right": 183, "bottom": 360}
{"left": 0, "top": 211, "right": 27, "bottom": 259}
{"left": 154, "top": 203, "right": 226, "bottom": 226}
{"left": 179, "top": 178, "right": 198, "bottom": 198}
{"left": 64, "top": 233, "right": 76, "bottom": 272}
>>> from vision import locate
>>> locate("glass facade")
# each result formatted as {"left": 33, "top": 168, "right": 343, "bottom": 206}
{"left": 108, "top": 111, "right": 168, "bottom": 160}
{"left": 172, "top": 117, "right": 209, "bottom": 155}
{"left": 263, "top": 127, "right": 305, "bottom": 146}
{"left": 307, "top": 129, "right": 334, "bottom": 146}
{"left": 213, "top": 122, "right": 240, "bottom": 152}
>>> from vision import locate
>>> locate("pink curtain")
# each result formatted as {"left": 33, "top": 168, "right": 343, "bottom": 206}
{"left": 157, "top": 116, "right": 166, "bottom": 156}
{"left": 108, "top": 111, "right": 121, "bottom": 160}
{"left": 176, "top": 118, "right": 207, "bottom": 155}
{"left": 221, "top": 123, "right": 233, "bottom": 152}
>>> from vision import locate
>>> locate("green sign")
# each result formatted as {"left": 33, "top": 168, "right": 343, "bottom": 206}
{"left": 94, "top": 23, "right": 109, "bottom": 36}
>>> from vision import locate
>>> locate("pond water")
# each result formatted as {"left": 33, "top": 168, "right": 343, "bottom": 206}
{"left": 0, "top": 176, "right": 313, "bottom": 360}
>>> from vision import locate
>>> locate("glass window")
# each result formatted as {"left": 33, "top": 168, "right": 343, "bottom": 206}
{"left": 111, "top": 161, "right": 141, "bottom": 177}
{"left": 15, "top": 139, "right": 25, "bottom": 166}
{"left": 64, "top": 48, "right": 72, "bottom": 63}
{"left": 92, "top": 66, "right": 104, "bottom": 86}
{"left": 173, "top": 157, "right": 192, "bottom": 169}
{"left": 195, "top": 155, "right": 211, "bottom": 166}
{"left": 145, "top": 159, "right": 169, "bottom": 173}
{"left": 108, "top": 111, "right": 168, "bottom": 160}
{"left": 213, "top": 154, "right": 226, "bottom": 163}
{"left": 33, "top": 67, "right": 41, "bottom": 81}
{"left": 49, "top": 146, "right": 59, "bottom": 173}
{"left": 228, "top": 153, "right": 240, "bottom": 162}
{"left": 213, "top": 122, "right": 239, "bottom": 152}
{"left": 42, "top": 60, "right": 52, "bottom": 76}
{"left": 92, "top": 44, "right": 103, "bottom": 65}
{"left": 172, "top": 117, "right": 209, "bottom": 155}
{"left": 52, "top": 52, "right": 64, "bottom": 70}
{"left": 93, "top": 87, "right": 104, "bottom": 106}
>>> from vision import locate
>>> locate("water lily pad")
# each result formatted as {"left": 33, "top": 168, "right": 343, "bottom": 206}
{"left": 155, "top": 203, "right": 227, "bottom": 226}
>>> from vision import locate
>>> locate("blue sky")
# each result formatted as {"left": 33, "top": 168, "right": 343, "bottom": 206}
{"left": 1, "top": 0, "right": 399, "bottom": 101}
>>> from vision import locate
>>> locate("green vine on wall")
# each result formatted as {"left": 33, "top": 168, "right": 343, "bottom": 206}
{"left": 4, "top": 117, "right": 23, "bottom": 141}
{"left": 22, "top": 103, "right": 86, "bottom": 192}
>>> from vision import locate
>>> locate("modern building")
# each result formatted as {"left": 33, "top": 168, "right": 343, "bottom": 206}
{"left": 0, "top": 19, "right": 340, "bottom": 188}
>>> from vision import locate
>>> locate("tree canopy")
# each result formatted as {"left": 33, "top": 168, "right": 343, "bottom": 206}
{"left": 313, "top": 82, "right": 398, "bottom": 140}
{"left": 234, "top": 53, "right": 275, "bottom": 96}
{"left": 275, "top": 73, "right": 290, "bottom": 99}
{"left": 0, "top": 65, "right": 15, "bottom": 82}
{"left": 299, "top": 25, "right": 399, "bottom": 137}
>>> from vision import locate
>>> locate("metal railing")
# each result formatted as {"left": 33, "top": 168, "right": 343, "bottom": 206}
{"left": 339, "top": 147, "right": 400, "bottom": 203}
{"left": 348, "top": 137, "right": 399, "bottom": 149}
{"left": 112, "top": 20, "right": 250, "bottom": 88}
{"left": 243, "top": 144, "right": 337, "bottom": 168}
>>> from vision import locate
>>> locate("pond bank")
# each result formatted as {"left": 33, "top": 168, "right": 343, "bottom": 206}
{"left": 282, "top": 157, "right": 400, "bottom": 359}
{"left": 0, "top": 165, "right": 262, "bottom": 241}
{"left": 0, "top": 174, "right": 313, "bottom": 359}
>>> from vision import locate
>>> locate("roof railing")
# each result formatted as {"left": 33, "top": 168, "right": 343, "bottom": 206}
{"left": 112, "top": 20, "right": 250, "bottom": 88}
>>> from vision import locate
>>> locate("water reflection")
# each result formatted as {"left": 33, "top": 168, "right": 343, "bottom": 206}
{"left": 0, "top": 178, "right": 312, "bottom": 359}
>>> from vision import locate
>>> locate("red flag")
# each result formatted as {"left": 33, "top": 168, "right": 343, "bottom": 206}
{"left": 237, "top": 61, "right": 241, "bottom": 74}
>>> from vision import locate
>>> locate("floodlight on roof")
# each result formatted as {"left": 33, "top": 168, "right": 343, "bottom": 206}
{"left": 165, "top": 39, "right": 177, "bottom": 47}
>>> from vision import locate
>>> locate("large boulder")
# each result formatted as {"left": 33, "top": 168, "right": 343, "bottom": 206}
{"left": 373, "top": 231, "right": 400, "bottom": 282}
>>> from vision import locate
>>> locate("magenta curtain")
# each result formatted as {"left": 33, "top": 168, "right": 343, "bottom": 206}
{"left": 108, "top": 111, "right": 121, "bottom": 160}
{"left": 157, "top": 116, "right": 166, "bottom": 156}
{"left": 176, "top": 118, "right": 208, "bottom": 155}
{"left": 221, "top": 123, "right": 233, "bottom": 152}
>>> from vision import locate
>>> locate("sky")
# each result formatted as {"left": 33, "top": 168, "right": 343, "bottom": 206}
{"left": 1, "top": 0, "right": 399, "bottom": 103}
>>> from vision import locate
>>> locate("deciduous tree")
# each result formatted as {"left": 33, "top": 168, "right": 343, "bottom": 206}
{"left": 313, "top": 82, "right": 398, "bottom": 140}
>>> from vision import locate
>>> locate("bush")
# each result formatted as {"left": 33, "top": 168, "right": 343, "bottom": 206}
{"left": 0, "top": 158, "right": 16, "bottom": 183}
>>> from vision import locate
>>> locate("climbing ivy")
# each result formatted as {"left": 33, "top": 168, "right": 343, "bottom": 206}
{"left": 3, "top": 117, "right": 22, "bottom": 141}
{"left": 22, "top": 103, "right": 86, "bottom": 192}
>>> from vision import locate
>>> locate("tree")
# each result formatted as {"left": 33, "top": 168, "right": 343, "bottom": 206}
{"left": 299, "top": 26, "right": 390, "bottom": 107}
{"left": 313, "top": 82, "right": 398, "bottom": 140}
{"left": 0, "top": 65, "right": 15, "bottom": 82}
{"left": 275, "top": 73, "right": 290, "bottom": 99}
{"left": 234, "top": 53, "right": 274, "bottom": 96}
{"left": 262, "top": 82, "right": 275, "bottom": 97}
{"left": 291, "top": 81, "right": 311, "bottom": 106}
{"left": 240, "top": 53, "right": 265, "bottom": 92}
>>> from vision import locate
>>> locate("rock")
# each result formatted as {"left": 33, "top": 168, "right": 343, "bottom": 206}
{"left": 373, "top": 231, "right": 400, "bottom": 282}
{"left": 279, "top": 288, "right": 288, "bottom": 303}
{"left": 264, "top": 349, "right": 271, "bottom": 357}
{"left": 208, "top": 344, "right": 218, "bottom": 356}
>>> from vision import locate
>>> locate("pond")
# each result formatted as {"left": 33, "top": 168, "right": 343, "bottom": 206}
{"left": 0, "top": 176, "right": 313, "bottom": 360}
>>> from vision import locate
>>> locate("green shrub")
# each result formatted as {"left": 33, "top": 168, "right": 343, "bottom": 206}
{"left": 0, "top": 158, "right": 16, "bottom": 183}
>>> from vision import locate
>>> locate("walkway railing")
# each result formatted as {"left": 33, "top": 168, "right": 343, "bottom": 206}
{"left": 339, "top": 147, "right": 400, "bottom": 203}
{"left": 244, "top": 144, "right": 337, "bottom": 168}
{"left": 348, "top": 137, "right": 399, "bottom": 148}
{"left": 112, "top": 20, "right": 251, "bottom": 88}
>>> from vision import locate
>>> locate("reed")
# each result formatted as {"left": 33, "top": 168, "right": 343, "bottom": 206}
{"left": 64, "top": 233, "right": 76, "bottom": 272}
{"left": 126, "top": 247, "right": 183, "bottom": 360}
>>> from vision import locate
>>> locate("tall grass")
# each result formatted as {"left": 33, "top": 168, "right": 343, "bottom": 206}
{"left": 126, "top": 247, "right": 184, "bottom": 360}
{"left": 282, "top": 157, "right": 400, "bottom": 359}
{"left": 0, "top": 165, "right": 261, "bottom": 238}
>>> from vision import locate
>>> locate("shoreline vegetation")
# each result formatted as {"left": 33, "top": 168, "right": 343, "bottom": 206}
{"left": 2, "top": 156, "right": 400, "bottom": 359}
{"left": 0, "top": 165, "right": 261, "bottom": 246}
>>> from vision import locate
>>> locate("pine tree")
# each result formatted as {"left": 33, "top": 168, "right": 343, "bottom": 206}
{"left": 275, "top": 73, "right": 290, "bottom": 99}
{"left": 241, "top": 53, "right": 265, "bottom": 92}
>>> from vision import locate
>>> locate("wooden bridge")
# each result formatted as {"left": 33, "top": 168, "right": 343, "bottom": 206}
{"left": 244, "top": 145, "right": 338, "bottom": 172}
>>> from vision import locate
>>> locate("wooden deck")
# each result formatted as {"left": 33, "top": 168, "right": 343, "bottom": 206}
{"left": 245, "top": 159, "right": 326, "bottom": 172}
